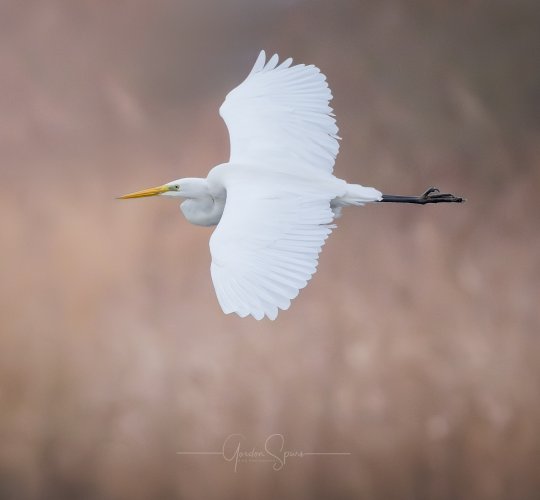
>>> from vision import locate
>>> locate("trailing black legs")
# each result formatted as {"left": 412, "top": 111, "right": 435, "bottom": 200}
{"left": 380, "top": 187, "right": 464, "bottom": 205}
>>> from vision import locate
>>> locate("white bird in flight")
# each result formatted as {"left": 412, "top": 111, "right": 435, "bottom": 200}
{"left": 119, "top": 51, "right": 463, "bottom": 320}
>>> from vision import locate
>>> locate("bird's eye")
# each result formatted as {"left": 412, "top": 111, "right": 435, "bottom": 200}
{"left": 175, "top": 185, "right": 180, "bottom": 190}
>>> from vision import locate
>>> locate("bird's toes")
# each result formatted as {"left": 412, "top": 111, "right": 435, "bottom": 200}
{"left": 419, "top": 187, "right": 464, "bottom": 203}
{"left": 421, "top": 187, "right": 440, "bottom": 198}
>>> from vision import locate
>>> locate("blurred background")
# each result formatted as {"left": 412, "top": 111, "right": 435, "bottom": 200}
{"left": 1, "top": 0, "right": 539, "bottom": 498}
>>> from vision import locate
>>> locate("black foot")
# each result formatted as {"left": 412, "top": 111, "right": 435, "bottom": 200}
{"left": 419, "top": 187, "right": 464, "bottom": 204}
{"left": 380, "top": 187, "right": 465, "bottom": 205}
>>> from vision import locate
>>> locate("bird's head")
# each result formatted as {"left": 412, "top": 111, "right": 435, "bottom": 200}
{"left": 117, "top": 179, "right": 185, "bottom": 199}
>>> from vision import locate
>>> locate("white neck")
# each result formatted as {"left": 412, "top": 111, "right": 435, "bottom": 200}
{"left": 166, "top": 177, "right": 224, "bottom": 227}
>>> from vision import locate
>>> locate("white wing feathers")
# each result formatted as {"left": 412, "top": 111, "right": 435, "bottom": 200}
{"left": 212, "top": 51, "right": 345, "bottom": 320}
{"left": 219, "top": 50, "right": 340, "bottom": 173}
{"left": 210, "top": 177, "right": 343, "bottom": 320}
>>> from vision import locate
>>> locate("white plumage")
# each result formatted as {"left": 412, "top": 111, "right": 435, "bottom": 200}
{"left": 119, "top": 51, "right": 385, "bottom": 319}
{"left": 220, "top": 50, "right": 340, "bottom": 174}
{"left": 210, "top": 51, "right": 364, "bottom": 320}
{"left": 209, "top": 167, "right": 344, "bottom": 320}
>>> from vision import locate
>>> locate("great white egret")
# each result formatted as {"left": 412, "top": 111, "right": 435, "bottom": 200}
{"left": 119, "top": 51, "right": 463, "bottom": 320}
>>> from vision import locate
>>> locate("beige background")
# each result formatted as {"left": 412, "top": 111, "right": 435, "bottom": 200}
{"left": 1, "top": 1, "right": 539, "bottom": 498}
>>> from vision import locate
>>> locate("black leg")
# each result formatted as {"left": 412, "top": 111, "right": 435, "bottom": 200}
{"left": 380, "top": 187, "right": 464, "bottom": 205}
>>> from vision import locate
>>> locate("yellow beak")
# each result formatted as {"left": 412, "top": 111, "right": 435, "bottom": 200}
{"left": 117, "top": 184, "right": 170, "bottom": 199}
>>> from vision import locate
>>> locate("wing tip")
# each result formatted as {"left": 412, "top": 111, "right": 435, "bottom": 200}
{"left": 251, "top": 51, "right": 298, "bottom": 75}
{"left": 249, "top": 50, "right": 267, "bottom": 75}
{"left": 264, "top": 53, "right": 279, "bottom": 72}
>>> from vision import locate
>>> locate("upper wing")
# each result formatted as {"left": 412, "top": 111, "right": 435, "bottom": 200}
{"left": 210, "top": 174, "right": 344, "bottom": 320}
{"left": 219, "top": 51, "right": 340, "bottom": 174}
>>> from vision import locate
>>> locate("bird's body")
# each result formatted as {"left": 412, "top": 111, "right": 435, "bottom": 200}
{"left": 119, "top": 51, "right": 463, "bottom": 320}
{"left": 176, "top": 164, "right": 379, "bottom": 227}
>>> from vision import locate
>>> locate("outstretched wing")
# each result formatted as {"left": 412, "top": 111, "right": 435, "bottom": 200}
{"left": 210, "top": 174, "right": 344, "bottom": 320}
{"left": 219, "top": 50, "right": 339, "bottom": 174}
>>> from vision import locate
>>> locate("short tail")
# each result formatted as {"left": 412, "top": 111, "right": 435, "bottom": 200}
{"left": 331, "top": 183, "right": 382, "bottom": 217}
